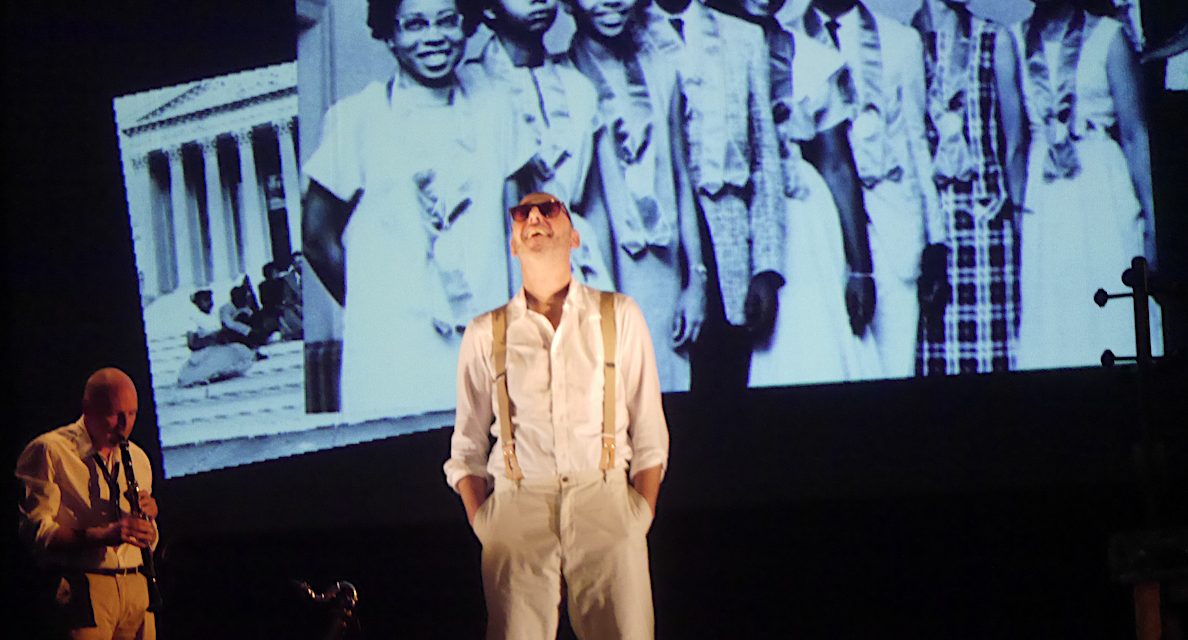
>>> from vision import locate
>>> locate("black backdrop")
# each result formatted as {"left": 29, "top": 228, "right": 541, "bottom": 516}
{"left": 5, "top": 0, "right": 1187, "bottom": 637}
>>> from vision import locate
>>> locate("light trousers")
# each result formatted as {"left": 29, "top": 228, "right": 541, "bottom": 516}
{"left": 68, "top": 573, "right": 155, "bottom": 640}
{"left": 869, "top": 272, "right": 920, "bottom": 378}
{"left": 865, "top": 178, "right": 926, "bottom": 379}
{"left": 473, "top": 469, "right": 655, "bottom": 640}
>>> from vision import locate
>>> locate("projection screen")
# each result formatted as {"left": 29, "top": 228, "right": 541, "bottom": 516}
{"left": 111, "top": 0, "right": 1164, "bottom": 479}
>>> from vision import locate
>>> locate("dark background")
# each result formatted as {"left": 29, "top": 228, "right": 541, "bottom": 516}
{"left": 4, "top": 0, "right": 1186, "bottom": 637}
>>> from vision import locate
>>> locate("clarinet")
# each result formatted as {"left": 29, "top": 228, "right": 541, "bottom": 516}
{"left": 119, "top": 439, "right": 163, "bottom": 609}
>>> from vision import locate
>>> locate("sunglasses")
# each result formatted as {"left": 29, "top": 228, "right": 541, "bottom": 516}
{"left": 509, "top": 200, "right": 567, "bottom": 222}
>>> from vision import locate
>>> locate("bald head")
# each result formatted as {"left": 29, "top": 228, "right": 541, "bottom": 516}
{"left": 82, "top": 367, "right": 139, "bottom": 453}
{"left": 520, "top": 191, "right": 565, "bottom": 208}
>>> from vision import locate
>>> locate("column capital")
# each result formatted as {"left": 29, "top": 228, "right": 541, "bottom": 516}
{"left": 164, "top": 145, "right": 186, "bottom": 163}
{"left": 232, "top": 129, "right": 256, "bottom": 146}
{"left": 199, "top": 136, "right": 221, "bottom": 153}
{"left": 272, "top": 118, "right": 296, "bottom": 135}
{"left": 129, "top": 153, "right": 152, "bottom": 171}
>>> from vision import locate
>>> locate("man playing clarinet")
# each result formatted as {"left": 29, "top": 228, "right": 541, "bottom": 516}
{"left": 16, "top": 367, "right": 159, "bottom": 640}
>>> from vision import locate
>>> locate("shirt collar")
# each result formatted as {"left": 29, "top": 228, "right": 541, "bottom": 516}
{"left": 387, "top": 66, "right": 462, "bottom": 108}
{"left": 508, "top": 287, "right": 529, "bottom": 321}
{"left": 815, "top": 5, "right": 859, "bottom": 30}
{"left": 508, "top": 280, "right": 585, "bottom": 323}
{"left": 65, "top": 417, "right": 100, "bottom": 460}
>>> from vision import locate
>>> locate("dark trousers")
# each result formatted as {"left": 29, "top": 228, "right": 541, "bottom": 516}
{"left": 688, "top": 233, "right": 752, "bottom": 414}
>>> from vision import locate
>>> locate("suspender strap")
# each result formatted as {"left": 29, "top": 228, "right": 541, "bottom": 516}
{"left": 492, "top": 305, "right": 524, "bottom": 481}
{"left": 599, "top": 291, "right": 617, "bottom": 471}
{"left": 493, "top": 291, "right": 618, "bottom": 480}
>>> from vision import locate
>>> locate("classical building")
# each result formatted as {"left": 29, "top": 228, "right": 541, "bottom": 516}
{"left": 113, "top": 62, "right": 300, "bottom": 303}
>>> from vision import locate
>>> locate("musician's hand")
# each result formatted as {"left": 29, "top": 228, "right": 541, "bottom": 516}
{"left": 138, "top": 491, "right": 158, "bottom": 520}
{"left": 92, "top": 516, "right": 156, "bottom": 548}
{"left": 120, "top": 516, "right": 156, "bottom": 548}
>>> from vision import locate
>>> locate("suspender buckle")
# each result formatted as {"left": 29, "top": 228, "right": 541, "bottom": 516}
{"left": 598, "top": 435, "right": 616, "bottom": 471}
{"left": 502, "top": 442, "right": 524, "bottom": 481}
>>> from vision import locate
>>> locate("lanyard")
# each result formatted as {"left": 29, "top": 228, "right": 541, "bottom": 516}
{"left": 93, "top": 452, "right": 122, "bottom": 520}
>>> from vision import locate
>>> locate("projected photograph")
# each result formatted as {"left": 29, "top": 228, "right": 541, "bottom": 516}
{"left": 116, "top": 0, "right": 1165, "bottom": 477}
{"left": 112, "top": 64, "right": 338, "bottom": 477}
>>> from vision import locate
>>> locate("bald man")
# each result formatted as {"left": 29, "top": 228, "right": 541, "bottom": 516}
{"left": 16, "top": 367, "right": 159, "bottom": 640}
{"left": 445, "top": 193, "right": 668, "bottom": 638}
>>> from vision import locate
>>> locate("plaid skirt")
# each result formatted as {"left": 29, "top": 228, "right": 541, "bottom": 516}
{"left": 918, "top": 181, "right": 1019, "bottom": 375}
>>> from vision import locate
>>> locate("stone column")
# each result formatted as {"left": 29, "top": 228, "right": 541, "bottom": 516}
{"left": 236, "top": 129, "right": 270, "bottom": 285}
{"left": 166, "top": 145, "right": 198, "bottom": 289}
{"left": 123, "top": 153, "right": 161, "bottom": 298}
{"left": 275, "top": 118, "right": 303, "bottom": 253}
{"left": 201, "top": 137, "right": 233, "bottom": 285}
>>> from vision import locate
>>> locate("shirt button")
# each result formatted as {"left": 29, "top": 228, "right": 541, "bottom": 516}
{"left": 561, "top": 476, "right": 569, "bottom": 483}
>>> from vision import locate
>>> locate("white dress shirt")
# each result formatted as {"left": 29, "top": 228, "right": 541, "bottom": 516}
{"left": 444, "top": 283, "right": 669, "bottom": 489}
{"left": 15, "top": 419, "right": 156, "bottom": 570}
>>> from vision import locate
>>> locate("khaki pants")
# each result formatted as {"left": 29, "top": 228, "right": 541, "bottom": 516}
{"left": 67, "top": 573, "right": 155, "bottom": 640}
{"left": 473, "top": 469, "right": 655, "bottom": 640}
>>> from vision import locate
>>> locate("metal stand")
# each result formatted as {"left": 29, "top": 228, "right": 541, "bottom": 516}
{"left": 1098, "top": 257, "right": 1187, "bottom": 640}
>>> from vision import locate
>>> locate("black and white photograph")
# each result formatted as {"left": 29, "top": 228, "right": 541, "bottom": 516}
{"left": 113, "top": 63, "right": 343, "bottom": 477}
{"left": 10, "top": 0, "right": 1188, "bottom": 637}
{"left": 107, "top": 0, "right": 1167, "bottom": 476}
{"left": 293, "top": 0, "right": 1164, "bottom": 418}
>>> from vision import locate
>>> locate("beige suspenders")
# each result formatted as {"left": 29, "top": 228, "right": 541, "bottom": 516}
{"left": 491, "top": 305, "right": 524, "bottom": 481}
{"left": 493, "top": 291, "right": 617, "bottom": 482}
{"left": 597, "top": 291, "right": 617, "bottom": 471}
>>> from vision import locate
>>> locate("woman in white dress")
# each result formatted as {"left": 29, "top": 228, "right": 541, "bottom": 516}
{"left": 727, "top": 0, "right": 880, "bottom": 387}
{"left": 303, "top": 0, "right": 523, "bottom": 420}
{"left": 564, "top": 0, "right": 708, "bottom": 392}
{"left": 1014, "top": 0, "right": 1157, "bottom": 371}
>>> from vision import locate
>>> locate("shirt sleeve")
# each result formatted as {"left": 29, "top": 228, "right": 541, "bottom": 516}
{"left": 444, "top": 314, "right": 497, "bottom": 491}
{"left": 302, "top": 92, "right": 366, "bottom": 204}
{"left": 14, "top": 438, "right": 63, "bottom": 554}
{"left": 616, "top": 295, "right": 669, "bottom": 481}
{"left": 219, "top": 303, "right": 250, "bottom": 336}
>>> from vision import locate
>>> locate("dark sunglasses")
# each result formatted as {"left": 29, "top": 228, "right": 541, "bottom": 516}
{"left": 509, "top": 200, "right": 567, "bottom": 222}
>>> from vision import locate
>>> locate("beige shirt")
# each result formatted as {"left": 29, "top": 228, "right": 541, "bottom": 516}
{"left": 16, "top": 418, "right": 156, "bottom": 570}
{"left": 445, "top": 284, "right": 669, "bottom": 490}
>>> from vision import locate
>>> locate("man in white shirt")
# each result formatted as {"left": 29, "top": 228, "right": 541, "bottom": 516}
{"left": 445, "top": 192, "right": 668, "bottom": 639}
{"left": 15, "top": 367, "right": 159, "bottom": 640}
